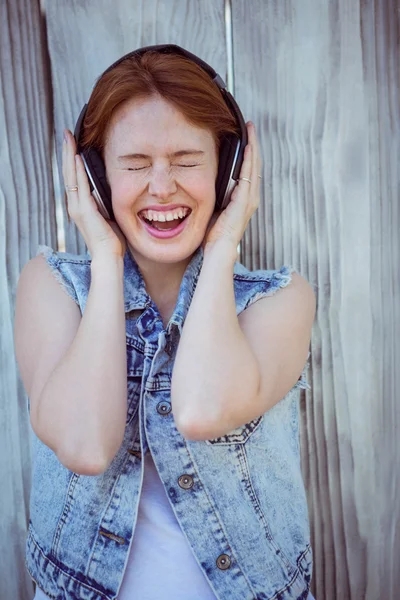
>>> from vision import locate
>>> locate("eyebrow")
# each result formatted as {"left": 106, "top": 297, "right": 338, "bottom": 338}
{"left": 117, "top": 150, "right": 205, "bottom": 160}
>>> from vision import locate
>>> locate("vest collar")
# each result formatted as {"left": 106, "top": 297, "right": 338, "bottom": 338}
{"left": 123, "top": 246, "right": 204, "bottom": 334}
{"left": 123, "top": 248, "right": 150, "bottom": 312}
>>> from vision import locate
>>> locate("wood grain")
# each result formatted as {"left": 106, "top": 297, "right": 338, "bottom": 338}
{"left": 232, "top": 0, "right": 400, "bottom": 598}
{"left": 0, "top": 0, "right": 55, "bottom": 598}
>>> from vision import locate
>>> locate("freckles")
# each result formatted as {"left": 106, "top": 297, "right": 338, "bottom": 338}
{"left": 114, "top": 174, "right": 142, "bottom": 196}
{"left": 183, "top": 170, "right": 214, "bottom": 192}
{"left": 110, "top": 183, "right": 140, "bottom": 214}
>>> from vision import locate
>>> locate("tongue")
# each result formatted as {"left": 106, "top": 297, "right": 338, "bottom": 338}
{"left": 151, "top": 218, "right": 182, "bottom": 230}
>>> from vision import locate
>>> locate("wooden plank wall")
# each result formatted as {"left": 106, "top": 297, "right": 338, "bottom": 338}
{"left": 3, "top": 0, "right": 398, "bottom": 598}
{"left": 1, "top": 0, "right": 55, "bottom": 598}
{"left": 232, "top": 1, "right": 399, "bottom": 599}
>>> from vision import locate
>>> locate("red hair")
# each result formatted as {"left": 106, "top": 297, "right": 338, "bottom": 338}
{"left": 81, "top": 51, "right": 239, "bottom": 153}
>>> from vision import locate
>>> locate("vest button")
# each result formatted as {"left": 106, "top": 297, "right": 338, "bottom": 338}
{"left": 216, "top": 553, "right": 231, "bottom": 570}
{"left": 178, "top": 474, "right": 194, "bottom": 489}
{"left": 156, "top": 401, "right": 171, "bottom": 415}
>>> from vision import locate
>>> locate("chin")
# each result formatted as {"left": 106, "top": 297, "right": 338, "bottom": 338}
{"left": 128, "top": 238, "right": 203, "bottom": 266}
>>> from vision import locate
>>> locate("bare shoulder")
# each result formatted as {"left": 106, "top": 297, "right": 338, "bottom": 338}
{"left": 238, "top": 271, "right": 316, "bottom": 328}
{"left": 282, "top": 271, "right": 316, "bottom": 312}
{"left": 281, "top": 271, "right": 316, "bottom": 322}
{"left": 14, "top": 255, "right": 81, "bottom": 416}
{"left": 15, "top": 253, "right": 81, "bottom": 315}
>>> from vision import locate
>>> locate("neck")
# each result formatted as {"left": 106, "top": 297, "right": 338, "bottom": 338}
{"left": 127, "top": 244, "right": 194, "bottom": 325}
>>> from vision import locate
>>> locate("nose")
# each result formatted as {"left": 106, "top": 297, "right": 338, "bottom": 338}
{"left": 148, "top": 165, "right": 177, "bottom": 200}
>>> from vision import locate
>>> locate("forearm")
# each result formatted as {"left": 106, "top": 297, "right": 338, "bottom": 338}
{"left": 36, "top": 255, "right": 127, "bottom": 474}
{"left": 171, "top": 241, "right": 260, "bottom": 440}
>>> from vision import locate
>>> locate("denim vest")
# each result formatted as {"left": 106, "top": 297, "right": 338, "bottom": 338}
{"left": 26, "top": 244, "right": 312, "bottom": 600}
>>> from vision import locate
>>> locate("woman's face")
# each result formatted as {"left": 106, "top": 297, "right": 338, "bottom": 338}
{"left": 104, "top": 95, "right": 218, "bottom": 265}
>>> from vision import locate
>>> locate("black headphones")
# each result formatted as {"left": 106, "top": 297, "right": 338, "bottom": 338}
{"left": 74, "top": 44, "right": 247, "bottom": 221}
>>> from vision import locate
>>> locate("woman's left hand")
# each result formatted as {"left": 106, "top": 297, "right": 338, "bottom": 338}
{"left": 203, "top": 121, "right": 262, "bottom": 252}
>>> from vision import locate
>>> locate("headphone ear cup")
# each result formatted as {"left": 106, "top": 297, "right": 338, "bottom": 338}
{"left": 81, "top": 147, "right": 114, "bottom": 220}
{"left": 215, "top": 134, "right": 239, "bottom": 211}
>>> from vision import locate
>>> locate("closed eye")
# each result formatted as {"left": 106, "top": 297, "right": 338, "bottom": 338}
{"left": 127, "top": 164, "right": 200, "bottom": 171}
{"left": 174, "top": 164, "right": 199, "bottom": 168}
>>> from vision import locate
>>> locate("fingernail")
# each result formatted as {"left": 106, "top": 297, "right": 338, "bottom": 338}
{"left": 64, "top": 130, "right": 68, "bottom": 142}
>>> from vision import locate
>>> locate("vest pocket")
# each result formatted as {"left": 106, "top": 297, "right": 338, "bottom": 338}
{"left": 205, "top": 414, "right": 263, "bottom": 445}
{"left": 126, "top": 375, "right": 141, "bottom": 425}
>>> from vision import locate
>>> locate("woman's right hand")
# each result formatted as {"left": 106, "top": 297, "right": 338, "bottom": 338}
{"left": 62, "top": 129, "right": 126, "bottom": 259}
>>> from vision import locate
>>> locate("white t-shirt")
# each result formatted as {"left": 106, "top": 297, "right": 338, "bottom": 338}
{"left": 34, "top": 449, "right": 216, "bottom": 600}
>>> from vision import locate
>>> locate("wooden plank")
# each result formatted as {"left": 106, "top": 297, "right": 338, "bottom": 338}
{"left": 43, "top": 0, "right": 227, "bottom": 253}
{"left": 0, "top": 0, "right": 55, "bottom": 598}
{"left": 232, "top": 0, "right": 400, "bottom": 598}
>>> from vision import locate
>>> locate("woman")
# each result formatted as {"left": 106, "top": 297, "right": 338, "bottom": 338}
{"left": 14, "top": 45, "right": 316, "bottom": 600}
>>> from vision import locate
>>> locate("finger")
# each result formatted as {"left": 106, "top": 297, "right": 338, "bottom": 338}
{"left": 253, "top": 125, "right": 263, "bottom": 182}
{"left": 238, "top": 140, "right": 252, "bottom": 187}
{"left": 248, "top": 123, "right": 260, "bottom": 191}
{"left": 64, "top": 132, "right": 85, "bottom": 224}
{"left": 62, "top": 132, "right": 80, "bottom": 219}
{"left": 247, "top": 123, "right": 262, "bottom": 206}
{"left": 62, "top": 132, "right": 72, "bottom": 184}
{"left": 62, "top": 134, "right": 66, "bottom": 181}
{"left": 64, "top": 130, "right": 78, "bottom": 192}
{"left": 75, "top": 154, "right": 97, "bottom": 212}
{"left": 61, "top": 138, "right": 72, "bottom": 221}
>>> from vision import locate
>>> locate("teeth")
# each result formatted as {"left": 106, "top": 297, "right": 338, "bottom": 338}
{"left": 140, "top": 207, "right": 190, "bottom": 222}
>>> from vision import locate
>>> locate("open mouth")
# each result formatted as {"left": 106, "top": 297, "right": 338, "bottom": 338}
{"left": 138, "top": 208, "right": 192, "bottom": 231}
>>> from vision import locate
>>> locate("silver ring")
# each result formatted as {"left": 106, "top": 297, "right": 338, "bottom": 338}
{"left": 239, "top": 177, "right": 251, "bottom": 184}
{"left": 66, "top": 185, "right": 78, "bottom": 192}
